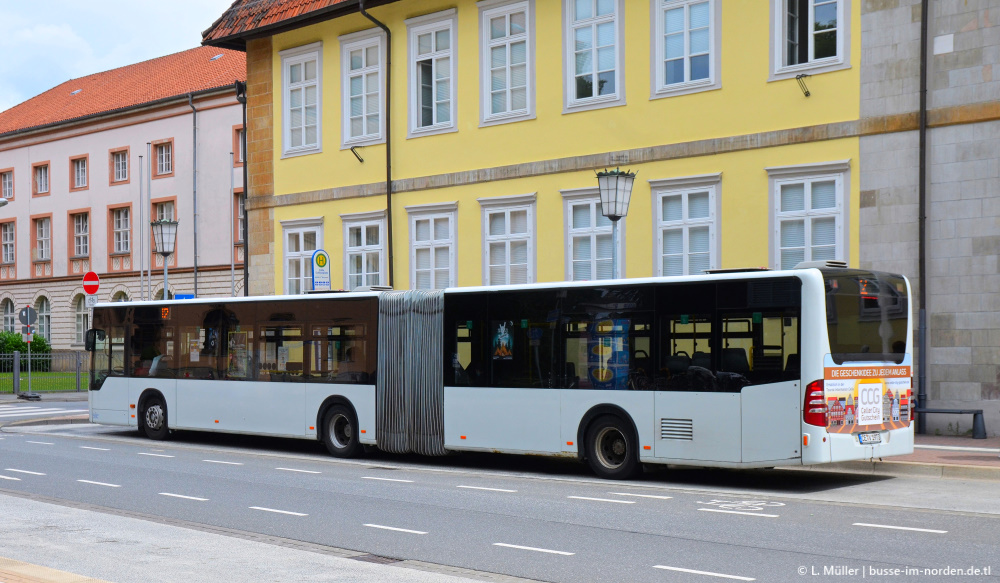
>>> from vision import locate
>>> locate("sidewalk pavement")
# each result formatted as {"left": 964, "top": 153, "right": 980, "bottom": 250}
{"left": 0, "top": 392, "right": 88, "bottom": 403}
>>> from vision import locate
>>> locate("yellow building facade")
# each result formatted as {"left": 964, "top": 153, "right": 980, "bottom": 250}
{"left": 207, "top": 0, "right": 862, "bottom": 295}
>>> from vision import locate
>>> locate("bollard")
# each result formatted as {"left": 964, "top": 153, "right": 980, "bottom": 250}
{"left": 972, "top": 411, "right": 987, "bottom": 440}
{"left": 12, "top": 350, "right": 19, "bottom": 395}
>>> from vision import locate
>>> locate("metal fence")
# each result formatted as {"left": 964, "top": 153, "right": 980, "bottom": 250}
{"left": 0, "top": 351, "right": 88, "bottom": 394}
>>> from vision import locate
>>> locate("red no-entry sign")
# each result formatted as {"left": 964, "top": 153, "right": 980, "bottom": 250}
{"left": 83, "top": 271, "right": 100, "bottom": 295}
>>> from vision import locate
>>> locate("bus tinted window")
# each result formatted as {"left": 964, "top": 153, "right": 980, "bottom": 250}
{"left": 488, "top": 289, "right": 561, "bottom": 389}
{"left": 825, "top": 271, "right": 908, "bottom": 364}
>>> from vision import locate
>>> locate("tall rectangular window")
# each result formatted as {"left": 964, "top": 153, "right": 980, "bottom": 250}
{"left": 481, "top": 1, "right": 532, "bottom": 124}
{"left": 408, "top": 12, "right": 456, "bottom": 136}
{"left": 281, "top": 43, "right": 322, "bottom": 155}
{"left": 73, "top": 213, "right": 89, "bottom": 257}
{"left": 1, "top": 222, "right": 14, "bottom": 264}
{"left": 235, "top": 194, "right": 245, "bottom": 243}
{"left": 73, "top": 157, "right": 88, "bottom": 188}
{"left": 156, "top": 143, "right": 172, "bottom": 175}
{"left": 113, "top": 151, "right": 128, "bottom": 182}
{"left": 34, "top": 218, "right": 50, "bottom": 261}
{"left": 1, "top": 171, "right": 12, "bottom": 199}
{"left": 155, "top": 201, "right": 175, "bottom": 222}
{"left": 410, "top": 210, "right": 455, "bottom": 289}
{"left": 656, "top": 0, "right": 716, "bottom": 93}
{"left": 112, "top": 208, "right": 130, "bottom": 253}
{"left": 773, "top": 174, "right": 843, "bottom": 269}
{"left": 656, "top": 185, "right": 716, "bottom": 276}
{"left": 344, "top": 218, "right": 384, "bottom": 290}
{"left": 341, "top": 32, "right": 383, "bottom": 146}
{"left": 34, "top": 164, "right": 48, "bottom": 194}
{"left": 484, "top": 206, "right": 532, "bottom": 285}
{"left": 564, "top": 0, "right": 623, "bottom": 109}
{"left": 238, "top": 129, "right": 245, "bottom": 163}
{"left": 283, "top": 222, "right": 321, "bottom": 294}
{"left": 774, "top": 0, "right": 847, "bottom": 76}
{"left": 566, "top": 198, "right": 618, "bottom": 281}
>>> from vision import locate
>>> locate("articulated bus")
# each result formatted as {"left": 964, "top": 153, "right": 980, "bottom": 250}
{"left": 86, "top": 263, "right": 913, "bottom": 479}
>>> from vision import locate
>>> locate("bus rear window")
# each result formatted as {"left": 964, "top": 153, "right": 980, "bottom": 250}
{"left": 825, "top": 271, "right": 908, "bottom": 364}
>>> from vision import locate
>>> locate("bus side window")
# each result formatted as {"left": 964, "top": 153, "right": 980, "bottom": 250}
{"left": 443, "top": 292, "right": 488, "bottom": 387}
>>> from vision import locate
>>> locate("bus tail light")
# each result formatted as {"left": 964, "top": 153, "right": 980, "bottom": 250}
{"left": 803, "top": 380, "right": 827, "bottom": 427}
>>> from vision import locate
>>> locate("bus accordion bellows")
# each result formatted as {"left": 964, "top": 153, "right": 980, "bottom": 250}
{"left": 85, "top": 265, "right": 913, "bottom": 479}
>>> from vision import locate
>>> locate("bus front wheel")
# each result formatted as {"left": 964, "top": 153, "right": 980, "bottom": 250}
{"left": 585, "top": 416, "right": 639, "bottom": 480}
{"left": 322, "top": 405, "right": 361, "bottom": 458}
{"left": 141, "top": 395, "right": 169, "bottom": 441}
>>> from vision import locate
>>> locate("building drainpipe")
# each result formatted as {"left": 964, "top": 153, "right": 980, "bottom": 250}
{"left": 358, "top": 0, "right": 394, "bottom": 288}
{"left": 236, "top": 81, "right": 249, "bottom": 297}
{"left": 917, "top": 0, "right": 929, "bottom": 433}
{"left": 188, "top": 94, "right": 200, "bottom": 297}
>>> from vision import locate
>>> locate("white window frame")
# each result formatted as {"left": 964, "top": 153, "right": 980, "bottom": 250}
{"left": 770, "top": 0, "right": 850, "bottom": 80}
{"left": 406, "top": 10, "right": 459, "bottom": 138}
{"left": 35, "top": 165, "right": 48, "bottom": 194}
{"left": 280, "top": 42, "right": 323, "bottom": 157}
{"left": 155, "top": 201, "right": 175, "bottom": 222}
{"left": 2, "top": 299, "right": 14, "bottom": 332}
{"left": 479, "top": 0, "right": 536, "bottom": 127}
{"left": 562, "top": 0, "right": 627, "bottom": 113}
{"left": 75, "top": 294, "right": 90, "bottom": 345}
{"left": 767, "top": 160, "right": 849, "bottom": 269}
{"left": 113, "top": 151, "right": 128, "bottom": 182}
{"left": 341, "top": 210, "right": 387, "bottom": 290}
{"left": 281, "top": 217, "right": 323, "bottom": 295}
{"left": 34, "top": 218, "right": 50, "bottom": 261}
{"left": 561, "top": 188, "right": 626, "bottom": 281}
{"left": 478, "top": 193, "right": 536, "bottom": 285}
{"left": 340, "top": 29, "right": 386, "bottom": 148}
{"left": 35, "top": 297, "right": 50, "bottom": 341}
{"left": 156, "top": 143, "right": 172, "bottom": 175}
{"left": 2, "top": 171, "right": 12, "bottom": 199}
{"left": 650, "top": 174, "right": 721, "bottom": 276}
{"left": 235, "top": 194, "right": 245, "bottom": 244}
{"left": 1, "top": 222, "right": 14, "bottom": 264}
{"left": 406, "top": 202, "right": 458, "bottom": 289}
{"left": 73, "top": 158, "right": 87, "bottom": 188}
{"left": 237, "top": 129, "right": 246, "bottom": 163}
{"left": 651, "top": 0, "right": 722, "bottom": 99}
{"left": 112, "top": 208, "right": 130, "bottom": 254}
{"left": 73, "top": 213, "right": 89, "bottom": 257}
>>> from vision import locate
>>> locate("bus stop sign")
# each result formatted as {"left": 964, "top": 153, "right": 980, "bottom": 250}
{"left": 18, "top": 306, "right": 37, "bottom": 326}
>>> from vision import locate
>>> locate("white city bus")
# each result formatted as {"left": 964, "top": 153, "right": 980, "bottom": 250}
{"left": 86, "top": 263, "right": 913, "bottom": 479}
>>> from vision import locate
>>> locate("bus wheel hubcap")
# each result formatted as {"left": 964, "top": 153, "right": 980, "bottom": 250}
{"left": 330, "top": 414, "right": 352, "bottom": 448}
{"left": 595, "top": 427, "right": 627, "bottom": 469}
{"left": 145, "top": 405, "right": 163, "bottom": 430}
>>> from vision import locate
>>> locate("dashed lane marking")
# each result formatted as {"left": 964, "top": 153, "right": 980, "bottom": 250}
{"left": 457, "top": 485, "right": 517, "bottom": 493}
{"left": 653, "top": 565, "right": 755, "bottom": 581}
{"left": 160, "top": 493, "right": 209, "bottom": 501}
{"left": 364, "top": 524, "right": 427, "bottom": 535}
{"left": 203, "top": 460, "right": 243, "bottom": 465}
{"left": 492, "top": 543, "right": 574, "bottom": 556}
{"left": 276, "top": 467, "right": 321, "bottom": 474}
{"left": 26, "top": 441, "right": 54, "bottom": 445}
{"left": 362, "top": 477, "right": 414, "bottom": 483}
{"left": 5, "top": 469, "right": 45, "bottom": 476}
{"left": 697, "top": 509, "right": 779, "bottom": 518}
{"left": 853, "top": 523, "right": 947, "bottom": 534}
{"left": 0, "top": 475, "right": 21, "bottom": 481}
{"left": 77, "top": 480, "right": 120, "bottom": 488}
{"left": 567, "top": 496, "right": 635, "bottom": 504}
{"left": 138, "top": 453, "right": 175, "bottom": 458}
{"left": 609, "top": 492, "right": 673, "bottom": 500}
{"left": 250, "top": 506, "right": 308, "bottom": 517}
{"left": 80, "top": 446, "right": 110, "bottom": 451}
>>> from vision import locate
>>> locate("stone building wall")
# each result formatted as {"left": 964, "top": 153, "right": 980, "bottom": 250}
{"left": 246, "top": 37, "right": 276, "bottom": 296}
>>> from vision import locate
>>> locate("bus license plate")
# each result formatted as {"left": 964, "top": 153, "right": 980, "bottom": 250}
{"left": 858, "top": 432, "right": 882, "bottom": 445}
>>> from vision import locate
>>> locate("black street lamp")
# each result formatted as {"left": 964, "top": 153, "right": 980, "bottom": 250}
{"left": 150, "top": 219, "right": 178, "bottom": 300}
{"left": 596, "top": 168, "right": 636, "bottom": 279}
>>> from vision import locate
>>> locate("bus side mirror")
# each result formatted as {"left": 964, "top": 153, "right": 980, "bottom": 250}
{"left": 85, "top": 329, "right": 106, "bottom": 352}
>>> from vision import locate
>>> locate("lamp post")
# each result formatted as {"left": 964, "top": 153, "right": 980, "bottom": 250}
{"left": 0, "top": 198, "right": 8, "bottom": 208}
{"left": 596, "top": 168, "right": 636, "bottom": 280}
{"left": 150, "top": 219, "right": 178, "bottom": 300}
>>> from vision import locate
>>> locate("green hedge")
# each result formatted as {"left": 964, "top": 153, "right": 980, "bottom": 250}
{"left": 0, "top": 331, "right": 52, "bottom": 372}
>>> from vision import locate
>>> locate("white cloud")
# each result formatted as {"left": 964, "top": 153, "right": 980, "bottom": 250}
{"left": 0, "top": 0, "right": 236, "bottom": 112}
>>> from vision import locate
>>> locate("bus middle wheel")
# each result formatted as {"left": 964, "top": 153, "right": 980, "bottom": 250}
{"left": 322, "top": 405, "right": 361, "bottom": 458}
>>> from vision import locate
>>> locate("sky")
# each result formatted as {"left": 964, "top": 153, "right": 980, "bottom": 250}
{"left": 0, "top": 0, "right": 237, "bottom": 112}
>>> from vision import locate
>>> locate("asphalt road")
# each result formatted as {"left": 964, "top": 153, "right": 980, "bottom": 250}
{"left": 1, "top": 424, "right": 997, "bottom": 583}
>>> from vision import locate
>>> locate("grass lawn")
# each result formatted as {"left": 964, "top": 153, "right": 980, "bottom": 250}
{"left": 0, "top": 371, "right": 83, "bottom": 393}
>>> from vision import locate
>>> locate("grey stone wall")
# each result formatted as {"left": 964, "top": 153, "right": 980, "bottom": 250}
{"left": 860, "top": 0, "right": 1000, "bottom": 435}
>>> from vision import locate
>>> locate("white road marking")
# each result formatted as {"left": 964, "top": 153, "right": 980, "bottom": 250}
{"left": 0, "top": 475, "right": 21, "bottom": 481}
{"left": 492, "top": 543, "right": 574, "bottom": 556}
{"left": 26, "top": 441, "right": 54, "bottom": 445}
{"left": 698, "top": 508, "right": 779, "bottom": 518}
{"left": 609, "top": 492, "right": 673, "bottom": 500}
{"left": 250, "top": 506, "right": 308, "bottom": 517}
{"left": 77, "top": 480, "right": 120, "bottom": 488}
{"left": 0, "top": 409, "right": 88, "bottom": 419}
{"left": 80, "top": 446, "right": 110, "bottom": 451}
{"left": 567, "top": 496, "right": 635, "bottom": 504}
{"left": 203, "top": 460, "right": 243, "bottom": 465}
{"left": 159, "top": 493, "right": 209, "bottom": 501}
{"left": 138, "top": 453, "right": 175, "bottom": 458}
{"left": 364, "top": 524, "right": 427, "bottom": 535}
{"left": 915, "top": 444, "right": 1000, "bottom": 453}
{"left": 654, "top": 565, "right": 755, "bottom": 581}
{"left": 853, "top": 523, "right": 947, "bottom": 534}
{"left": 276, "top": 467, "right": 321, "bottom": 474}
{"left": 457, "top": 485, "right": 517, "bottom": 493}
{"left": 362, "top": 476, "right": 414, "bottom": 483}
{"left": 5, "top": 469, "right": 45, "bottom": 476}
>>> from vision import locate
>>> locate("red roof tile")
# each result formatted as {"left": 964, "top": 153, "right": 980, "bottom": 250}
{"left": 203, "top": 0, "right": 354, "bottom": 46}
{"left": 0, "top": 46, "right": 246, "bottom": 137}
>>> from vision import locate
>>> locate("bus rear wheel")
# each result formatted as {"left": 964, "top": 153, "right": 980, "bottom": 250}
{"left": 585, "top": 416, "right": 638, "bottom": 480}
{"left": 322, "top": 405, "right": 361, "bottom": 458}
{"left": 141, "top": 395, "right": 169, "bottom": 441}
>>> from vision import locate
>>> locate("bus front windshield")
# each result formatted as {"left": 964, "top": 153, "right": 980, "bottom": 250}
{"left": 824, "top": 270, "right": 909, "bottom": 364}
